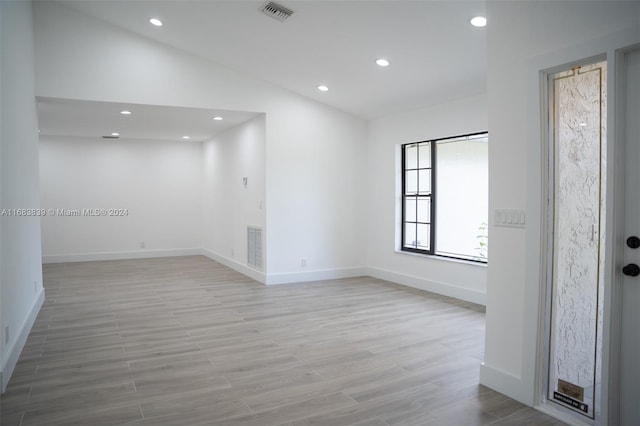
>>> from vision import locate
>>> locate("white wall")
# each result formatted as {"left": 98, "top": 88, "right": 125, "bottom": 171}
{"left": 481, "top": 0, "right": 640, "bottom": 408}
{"left": 202, "top": 115, "right": 266, "bottom": 280}
{"left": 366, "top": 94, "right": 488, "bottom": 305}
{"left": 39, "top": 137, "right": 202, "bottom": 262}
{"left": 0, "top": 0, "right": 45, "bottom": 392}
{"left": 32, "top": 1, "right": 367, "bottom": 283}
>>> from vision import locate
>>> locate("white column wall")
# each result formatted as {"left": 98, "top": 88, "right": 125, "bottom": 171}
{"left": 481, "top": 0, "right": 640, "bottom": 406}
{"left": 0, "top": 0, "right": 45, "bottom": 392}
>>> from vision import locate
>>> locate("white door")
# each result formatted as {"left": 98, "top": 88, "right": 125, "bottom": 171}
{"left": 620, "top": 47, "right": 640, "bottom": 426}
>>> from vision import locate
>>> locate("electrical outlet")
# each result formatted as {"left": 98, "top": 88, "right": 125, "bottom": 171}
{"left": 231, "top": 248, "right": 234, "bottom": 257}
{"left": 140, "top": 241, "right": 146, "bottom": 249}
{"left": 5, "top": 326, "right": 9, "bottom": 344}
{"left": 301, "top": 258, "right": 307, "bottom": 267}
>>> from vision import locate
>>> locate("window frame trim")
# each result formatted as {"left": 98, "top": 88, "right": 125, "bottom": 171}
{"left": 400, "top": 131, "right": 488, "bottom": 263}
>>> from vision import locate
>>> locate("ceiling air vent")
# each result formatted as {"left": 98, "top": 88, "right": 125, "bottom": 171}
{"left": 102, "top": 135, "right": 119, "bottom": 139}
{"left": 260, "top": 1, "right": 294, "bottom": 22}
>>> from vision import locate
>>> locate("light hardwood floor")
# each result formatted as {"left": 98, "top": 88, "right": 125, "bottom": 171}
{"left": 0, "top": 256, "right": 564, "bottom": 426}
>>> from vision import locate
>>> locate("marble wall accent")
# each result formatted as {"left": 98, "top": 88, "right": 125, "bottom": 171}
{"left": 549, "top": 61, "right": 606, "bottom": 418}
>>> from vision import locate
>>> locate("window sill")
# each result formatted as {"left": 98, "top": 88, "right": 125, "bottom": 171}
{"left": 394, "top": 249, "right": 488, "bottom": 268}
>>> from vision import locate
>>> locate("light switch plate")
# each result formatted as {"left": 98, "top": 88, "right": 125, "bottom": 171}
{"left": 494, "top": 209, "right": 526, "bottom": 228}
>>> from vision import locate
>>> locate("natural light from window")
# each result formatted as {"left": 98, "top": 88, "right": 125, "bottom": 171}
{"left": 435, "top": 134, "right": 488, "bottom": 261}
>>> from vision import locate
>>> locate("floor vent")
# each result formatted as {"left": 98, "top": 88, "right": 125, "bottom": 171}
{"left": 260, "top": 1, "right": 294, "bottom": 22}
{"left": 247, "top": 226, "right": 263, "bottom": 270}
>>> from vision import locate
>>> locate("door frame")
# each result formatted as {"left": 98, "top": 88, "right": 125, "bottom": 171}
{"left": 611, "top": 43, "right": 640, "bottom": 426}
{"left": 537, "top": 54, "right": 608, "bottom": 426}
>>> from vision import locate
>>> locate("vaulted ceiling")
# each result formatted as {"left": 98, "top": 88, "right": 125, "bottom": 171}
{"left": 56, "top": 0, "right": 487, "bottom": 120}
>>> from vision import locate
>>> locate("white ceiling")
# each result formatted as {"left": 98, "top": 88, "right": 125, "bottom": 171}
{"left": 37, "top": 97, "right": 261, "bottom": 142}
{"left": 39, "top": 1, "right": 487, "bottom": 141}
{"left": 56, "top": 0, "right": 487, "bottom": 120}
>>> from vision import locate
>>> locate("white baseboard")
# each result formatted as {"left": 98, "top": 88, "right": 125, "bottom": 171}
{"left": 42, "top": 248, "right": 202, "bottom": 264}
{"left": 479, "top": 363, "right": 533, "bottom": 406}
{"left": 265, "top": 267, "right": 367, "bottom": 285}
{"left": 200, "top": 249, "right": 266, "bottom": 283}
{"left": 1, "top": 288, "right": 45, "bottom": 393}
{"left": 366, "top": 267, "right": 486, "bottom": 305}
{"left": 200, "top": 249, "right": 366, "bottom": 285}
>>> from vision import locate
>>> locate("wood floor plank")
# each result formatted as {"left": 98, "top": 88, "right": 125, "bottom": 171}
{"left": 0, "top": 255, "right": 565, "bottom": 426}
{"left": 20, "top": 402, "right": 143, "bottom": 426}
{"left": 219, "top": 392, "right": 358, "bottom": 426}
{"left": 139, "top": 388, "right": 252, "bottom": 420}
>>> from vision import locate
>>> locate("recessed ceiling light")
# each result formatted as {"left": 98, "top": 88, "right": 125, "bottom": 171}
{"left": 470, "top": 16, "right": 487, "bottom": 27}
{"left": 111, "top": 132, "right": 120, "bottom": 136}
{"left": 182, "top": 135, "right": 190, "bottom": 139}
{"left": 375, "top": 59, "right": 390, "bottom": 67}
{"left": 213, "top": 116, "right": 223, "bottom": 121}
{"left": 580, "top": 122, "right": 587, "bottom": 127}
{"left": 317, "top": 85, "right": 329, "bottom": 92}
{"left": 149, "top": 18, "right": 163, "bottom": 27}
{"left": 120, "top": 110, "right": 132, "bottom": 115}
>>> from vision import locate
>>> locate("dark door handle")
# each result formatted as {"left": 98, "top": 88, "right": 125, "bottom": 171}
{"left": 627, "top": 236, "right": 640, "bottom": 249}
{"left": 623, "top": 263, "right": 640, "bottom": 277}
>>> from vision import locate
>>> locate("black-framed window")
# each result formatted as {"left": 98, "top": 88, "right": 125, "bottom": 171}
{"left": 401, "top": 141, "right": 435, "bottom": 254}
{"left": 401, "top": 132, "right": 488, "bottom": 262}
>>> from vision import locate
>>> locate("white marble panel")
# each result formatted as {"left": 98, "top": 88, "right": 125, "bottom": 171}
{"left": 549, "top": 61, "right": 606, "bottom": 419}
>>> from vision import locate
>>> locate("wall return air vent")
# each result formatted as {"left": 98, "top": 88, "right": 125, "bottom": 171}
{"left": 247, "top": 226, "right": 263, "bottom": 270}
{"left": 260, "top": 1, "right": 294, "bottom": 22}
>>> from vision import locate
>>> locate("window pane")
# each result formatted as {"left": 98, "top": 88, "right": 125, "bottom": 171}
{"left": 404, "top": 223, "right": 417, "bottom": 248}
{"left": 418, "top": 170, "right": 431, "bottom": 194}
{"left": 435, "top": 137, "right": 488, "bottom": 260}
{"left": 417, "top": 224, "right": 430, "bottom": 250}
{"left": 418, "top": 142, "right": 431, "bottom": 168}
{"left": 405, "top": 170, "right": 418, "bottom": 194}
{"left": 417, "top": 197, "right": 430, "bottom": 223}
{"left": 406, "top": 144, "right": 418, "bottom": 170}
{"left": 405, "top": 197, "right": 417, "bottom": 222}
